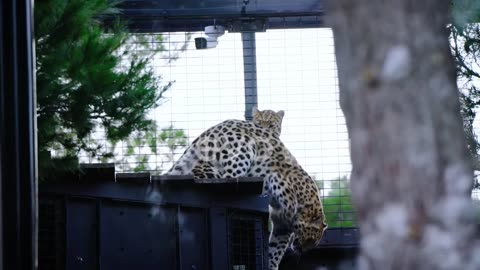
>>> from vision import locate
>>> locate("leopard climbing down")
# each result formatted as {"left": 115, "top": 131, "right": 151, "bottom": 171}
{"left": 165, "top": 109, "right": 327, "bottom": 270}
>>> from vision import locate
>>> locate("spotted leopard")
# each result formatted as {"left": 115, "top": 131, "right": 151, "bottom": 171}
{"left": 165, "top": 109, "right": 327, "bottom": 269}
{"left": 251, "top": 106, "right": 284, "bottom": 138}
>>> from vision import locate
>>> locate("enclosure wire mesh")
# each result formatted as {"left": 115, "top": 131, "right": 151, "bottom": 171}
{"left": 75, "top": 27, "right": 357, "bottom": 227}
{"left": 228, "top": 213, "right": 266, "bottom": 270}
{"left": 38, "top": 199, "right": 65, "bottom": 270}
{"left": 78, "top": 31, "right": 246, "bottom": 173}
{"left": 255, "top": 29, "right": 353, "bottom": 227}
{"left": 40, "top": 3, "right": 480, "bottom": 231}
{"left": 76, "top": 27, "right": 356, "bottom": 227}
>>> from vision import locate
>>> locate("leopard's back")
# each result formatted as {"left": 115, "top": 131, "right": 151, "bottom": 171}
{"left": 165, "top": 119, "right": 274, "bottom": 178}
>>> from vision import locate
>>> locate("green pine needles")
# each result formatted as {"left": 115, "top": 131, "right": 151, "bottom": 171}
{"left": 35, "top": 0, "right": 171, "bottom": 178}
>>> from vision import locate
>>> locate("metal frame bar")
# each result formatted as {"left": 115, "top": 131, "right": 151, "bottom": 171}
{"left": 121, "top": 16, "right": 324, "bottom": 33}
{"left": 39, "top": 178, "right": 360, "bottom": 247}
{"left": 0, "top": 0, "right": 37, "bottom": 269}
{"left": 242, "top": 32, "right": 258, "bottom": 120}
{"left": 115, "top": 0, "right": 323, "bottom": 20}
{"left": 209, "top": 207, "right": 229, "bottom": 270}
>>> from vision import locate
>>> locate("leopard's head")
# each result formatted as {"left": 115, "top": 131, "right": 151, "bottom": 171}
{"left": 290, "top": 204, "right": 327, "bottom": 253}
{"left": 252, "top": 106, "right": 284, "bottom": 137}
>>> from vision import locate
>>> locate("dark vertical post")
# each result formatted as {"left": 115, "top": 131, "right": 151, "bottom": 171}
{"left": 0, "top": 0, "right": 37, "bottom": 269}
{"left": 209, "top": 207, "right": 228, "bottom": 270}
{"left": 242, "top": 32, "right": 258, "bottom": 120}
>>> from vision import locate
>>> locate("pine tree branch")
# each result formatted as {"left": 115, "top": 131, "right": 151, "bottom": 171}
{"left": 451, "top": 26, "right": 480, "bottom": 79}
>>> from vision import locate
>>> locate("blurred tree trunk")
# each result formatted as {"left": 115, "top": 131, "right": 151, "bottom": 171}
{"left": 326, "top": 1, "right": 480, "bottom": 269}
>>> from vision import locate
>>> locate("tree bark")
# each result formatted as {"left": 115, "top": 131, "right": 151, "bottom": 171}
{"left": 325, "top": 1, "right": 480, "bottom": 269}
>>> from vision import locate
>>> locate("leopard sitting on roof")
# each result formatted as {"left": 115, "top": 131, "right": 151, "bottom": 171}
{"left": 165, "top": 108, "right": 327, "bottom": 269}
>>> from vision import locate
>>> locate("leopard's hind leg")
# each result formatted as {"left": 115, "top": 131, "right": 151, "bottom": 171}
{"left": 268, "top": 214, "right": 294, "bottom": 270}
{"left": 191, "top": 161, "right": 222, "bottom": 179}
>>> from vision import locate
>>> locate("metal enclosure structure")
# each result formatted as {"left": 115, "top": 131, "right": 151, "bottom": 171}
{"left": 106, "top": 0, "right": 326, "bottom": 122}
{"left": 112, "top": 0, "right": 324, "bottom": 32}
{"left": 39, "top": 165, "right": 270, "bottom": 270}
{"left": 77, "top": 0, "right": 355, "bottom": 229}
{"left": 39, "top": 1, "right": 361, "bottom": 269}
{"left": 39, "top": 165, "right": 359, "bottom": 270}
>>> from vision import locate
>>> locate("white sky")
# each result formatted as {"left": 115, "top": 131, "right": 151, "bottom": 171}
{"left": 78, "top": 27, "right": 479, "bottom": 201}
{"left": 133, "top": 28, "right": 351, "bottom": 196}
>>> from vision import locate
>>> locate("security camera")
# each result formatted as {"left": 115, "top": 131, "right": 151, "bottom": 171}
{"left": 204, "top": 25, "right": 225, "bottom": 37}
{"left": 195, "top": 36, "right": 218, "bottom": 49}
{"left": 195, "top": 25, "right": 225, "bottom": 49}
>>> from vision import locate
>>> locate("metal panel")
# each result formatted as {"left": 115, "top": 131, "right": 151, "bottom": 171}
{"left": 209, "top": 208, "right": 229, "bottom": 270}
{"left": 116, "top": 172, "right": 151, "bottom": 184}
{"left": 228, "top": 211, "right": 268, "bottom": 270}
{"left": 39, "top": 183, "right": 362, "bottom": 270}
{"left": 280, "top": 228, "right": 360, "bottom": 269}
{"left": 66, "top": 199, "right": 98, "bottom": 270}
{"left": 254, "top": 219, "right": 267, "bottom": 269}
{"left": 38, "top": 199, "right": 65, "bottom": 270}
{"left": 40, "top": 180, "right": 270, "bottom": 213}
{"left": 79, "top": 164, "right": 115, "bottom": 182}
{"left": 99, "top": 201, "right": 177, "bottom": 270}
{"left": 178, "top": 207, "right": 209, "bottom": 270}
{"left": 319, "top": 227, "right": 359, "bottom": 247}
{"left": 280, "top": 247, "right": 358, "bottom": 270}
{"left": 0, "top": 0, "right": 37, "bottom": 269}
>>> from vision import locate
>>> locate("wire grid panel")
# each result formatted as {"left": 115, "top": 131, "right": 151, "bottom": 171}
{"left": 79, "top": 31, "right": 246, "bottom": 173}
{"left": 144, "top": 31, "right": 246, "bottom": 173}
{"left": 38, "top": 199, "right": 65, "bottom": 270}
{"left": 78, "top": 28, "right": 355, "bottom": 227}
{"left": 256, "top": 29, "right": 354, "bottom": 227}
{"left": 228, "top": 212, "right": 267, "bottom": 270}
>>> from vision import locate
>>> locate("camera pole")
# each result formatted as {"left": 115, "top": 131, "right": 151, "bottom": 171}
{"left": 242, "top": 31, "right": 258, "bottom": 121}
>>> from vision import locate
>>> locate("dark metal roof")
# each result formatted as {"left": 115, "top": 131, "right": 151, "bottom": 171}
{"left": 118, "top": 0, "right": 322, "bottom": 17}
{"left": 112, "top": 0, "right": 324, "bottom": 32}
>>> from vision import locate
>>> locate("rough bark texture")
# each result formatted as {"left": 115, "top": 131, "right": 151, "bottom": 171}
{"left": 325, "top": 1, "right": 480, "bottom": 269}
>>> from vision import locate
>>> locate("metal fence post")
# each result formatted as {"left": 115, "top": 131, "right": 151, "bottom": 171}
{"left": 0, "top": 0, "right": 37, "bottom": 269}
{"left": 242, "top": 32, "right": 258, "bottom": 121}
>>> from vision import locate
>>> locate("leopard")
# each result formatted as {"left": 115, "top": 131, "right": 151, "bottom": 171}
{"left": 164, "top": 109, "right": 327, "bottom": 270}
{"left": 251, "top": 106, "right": 285, "bottom": 138}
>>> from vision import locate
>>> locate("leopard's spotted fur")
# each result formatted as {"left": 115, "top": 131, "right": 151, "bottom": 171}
{"left": 165, "top": 110, "right": 326, "bottom": 269}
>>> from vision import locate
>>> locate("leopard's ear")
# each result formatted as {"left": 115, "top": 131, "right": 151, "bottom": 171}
{"left": 252, "top": 106, "right": 259, "bottom": 116}
{"left": 277, "top": 110, "right": 285, "bottom": 119}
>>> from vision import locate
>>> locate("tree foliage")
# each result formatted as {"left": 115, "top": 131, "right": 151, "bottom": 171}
{"left": 321, "top": 176, "right": 356, "bottom": 228}
{"left": 107, "top": 125, "right": 187, "bottom": 173}
{"left": 450, "top": 0, "right": 480, "bottom": 187}
{"left": 34, "top": 0, "right": 172, "bottom": 177}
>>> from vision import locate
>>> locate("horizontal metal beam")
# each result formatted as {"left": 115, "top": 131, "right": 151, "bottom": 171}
{"left": 104, "top": 0, "right": 324, "bottom": 32}
{"left": 109, "top": 15, "right": 324, "bottom": 33}
{"left": 117, "top": 0, "right": 322, "bottom": 17}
